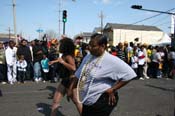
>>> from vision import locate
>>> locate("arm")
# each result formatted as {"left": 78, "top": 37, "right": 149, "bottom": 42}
{"left": 21, "top": 60, "right": 27, "bottom": 68}
{"left": 49, "top": 55, "right": 76, "bottom": 71}
{"left": 105, "top": 80, "right": 130, "bottom": 106}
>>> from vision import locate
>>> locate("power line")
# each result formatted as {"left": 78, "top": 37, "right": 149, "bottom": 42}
{"left": 150, "top": 15, "right": 170, "bottom": 26}
{"left": 131, "top": 8, "right": 175, "bottom": 25}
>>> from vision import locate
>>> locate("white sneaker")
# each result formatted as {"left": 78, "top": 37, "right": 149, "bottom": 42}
{"left": 139, "top": 77, "right": 144, "bottom": 80}
{"left": 35, "top": 78, "right": 39, "bottom": 82}
{"left": 1, "top": 82, "right": 7, "bottom": 84}
{"left": 13, "top": 79, "right": 17, "bottom": 83}
{"left": 38, "top": 78, "right": 42, "bottom": 81}
{"left": 10, "top": 81, "right": 14, "bottom": 85}
{"left": 145, "top": 76, "right": 150, "bottom": 79}
{"left": 54, "top": 77, "right": 58, "bottom": 82}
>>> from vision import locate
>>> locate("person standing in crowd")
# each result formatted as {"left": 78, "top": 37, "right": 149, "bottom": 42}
{"left": 147, "top": 45, "right": 153, "bottom": 78}
{"left": 70, "top": 34, "right": 136, "bottom": 116}
{"left": 48, "top": 42, "right": 60, "bottom": 82}
{"left": 138, "top": 45, "right": 146, "bottom": 80}
{"left": 0, "top": 42, "right": 7, "bottom": 84}
{"left": 16, "top": 39, "right": 33, "bottom": 80}
{"left": 16, "top": 55, "right": 27, "bottom": 83}
{"left": 151, "top": 46, "right": 162, "bottom": 78}
{"left": 142, "top": 44, "right": 150, "bottom": 79}
{"left": 168, "top": 47, "right": 175, "bottom": 78}
{"left": 41, "top": 54, "right": 49, "bottom": 82}
{"left": 5, "top": 40, "right": 17, "bottom": 85}
{"left": 49, "top": 37, "right": 82, "bottom": 116}
{"left": 130, "top": 47, "right": 138, "bottom": 78}
{"left": 116, "top": 42, "right": 126, "bottom": 62}
{"left": 81, "top": 42, "right": 89, "bottom": 58}
{"left": 33, "top": 39, "right": 43, "bottom": 82}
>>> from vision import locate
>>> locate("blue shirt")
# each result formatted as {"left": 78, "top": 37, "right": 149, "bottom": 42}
{"left": 75, "top": 51, "right": 136, "bottom": 105}
{"left": 41, "top": 58, "right": 49, "bottom": 70}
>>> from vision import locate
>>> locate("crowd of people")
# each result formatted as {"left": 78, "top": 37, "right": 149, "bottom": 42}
{"left": 0, "top": 36, "right": 90, "bottom": 85}
{"left": 0, "top": 36, "right": 174, "bottom": 85}
{"left": 0, "top": 38, "right": 57, "bottom": 84}
{"left": 108, "top": 41, "right": 175, "bottom": 80}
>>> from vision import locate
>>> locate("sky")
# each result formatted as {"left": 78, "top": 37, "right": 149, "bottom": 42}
{"left": 0, "top": 0, "right": 175, "bottom": 41}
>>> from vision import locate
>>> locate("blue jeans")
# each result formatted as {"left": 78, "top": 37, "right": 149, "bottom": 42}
{"left": 26, "top": 61, "right": 33, "bottom": 80}
{"left": 33, "top": 62, "right": 41, "bottom": 79}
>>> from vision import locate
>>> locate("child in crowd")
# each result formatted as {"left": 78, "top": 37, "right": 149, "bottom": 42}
{"left": 41, "top": 54, "right": 49, "bottom": 82}
{"left": 131, "top": 52, "right": 138, "bottom": 78}
{"left": 16, "top": 55, "right": 27, "bottom": 83}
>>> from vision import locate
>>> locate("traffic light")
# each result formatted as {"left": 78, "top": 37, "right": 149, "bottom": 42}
{"left": 62, "top": 10, "right": 67, "bottom": 23}
{"left": 131, "top": 5, "right": 142, "bottom": 9}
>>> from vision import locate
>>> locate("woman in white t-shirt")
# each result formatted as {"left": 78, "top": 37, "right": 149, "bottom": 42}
{"left": 151, "top": 47, "right": 162, "bottom": 78}
{"left": 137, "top": 46, "right": 145, "bottom": 80}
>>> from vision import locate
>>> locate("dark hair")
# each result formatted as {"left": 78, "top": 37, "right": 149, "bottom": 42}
{"left": 91, "top": 33, "right": 108, "bottom": 46}
{"left": 59, "top": 37, "right": 75, "bottom": 56}
{"left": 9, "top": 40, "right": 14, "bottom": 44}
{"left": 21, "top": 39, "right": 27, "bottom": 43}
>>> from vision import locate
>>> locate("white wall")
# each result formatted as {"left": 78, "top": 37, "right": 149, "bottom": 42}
{"left": 112, "top": 29, "right": 171, "bottom": 46}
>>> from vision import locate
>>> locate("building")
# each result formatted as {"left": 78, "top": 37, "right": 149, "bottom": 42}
{"left": 0, "top": 33, "right": 16, "bottom": 43}
{"left": 74, "top": 32, "right": 92, "bottom": 44}
{"left": 93, "top": 27, "right": 102, "bottom": 34}
{"left": 103, "top": 23, "right": 171, "bottom": 46}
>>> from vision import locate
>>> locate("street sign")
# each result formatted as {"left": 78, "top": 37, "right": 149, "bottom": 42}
{"left": 36, "top": 29, "right": 44, "bottom": 33}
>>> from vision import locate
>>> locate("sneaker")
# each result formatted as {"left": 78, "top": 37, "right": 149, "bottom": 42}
{"left": 1, "top": 82, "right": 7, "bottom": 84}
{"left": 10, "top": 81, "right": 14, "bottom": 85}
{"left": 54, "top": 77, "right": 58, "bottom": 82}
{"left": 38, "top": 78, "right": 42, "bottom": 81}
{"left": 18, "top": 82, "right": 21, "bottom": 84}
{"left": 139, "top": 77, "right": 144, "bottom": 80}
{"left": 35, "top": 78, "right": 39, "bottom": 82}
{"left": 13, "top": 79, "right": 17, "bottom": 83}
{"left": 43, "top": 80, "right": 46, "bottom": 83}
{"left": 145, "top": 76, "right": 150, "bottom": 79}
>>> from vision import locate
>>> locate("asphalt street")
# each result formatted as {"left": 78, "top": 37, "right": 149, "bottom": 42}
{"left": 0, "top": 78, "right": 174, "bottom": 116}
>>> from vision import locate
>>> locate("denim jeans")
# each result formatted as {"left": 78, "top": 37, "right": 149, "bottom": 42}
{"left": 26, "top": 61, "right": 33, "bottom": 80}
{"left": 0, "top": 64, "right": 6, "bottom": 82}
{"left": 33, "top": 62, "right": 41, "bottom": 79}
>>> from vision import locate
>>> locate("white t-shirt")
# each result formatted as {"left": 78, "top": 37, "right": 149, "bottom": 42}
{"left": 75, "top": 51, "right": 137, "bottom": 105}
{"left": 138, "top": 50, "right": 145, "bottom": 65}
{"left": 131, "top": 56, "right": 138, "bottom": 69}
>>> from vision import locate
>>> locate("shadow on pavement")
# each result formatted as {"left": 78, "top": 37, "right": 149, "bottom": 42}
{"left": 36, "top": 103, "right": 65, "bottom": 116}
{"left": 38, "top": 86, "right": 56, "bottom": 99}
{"left": 145, "top": 84, "right": 175, "bottom": 92}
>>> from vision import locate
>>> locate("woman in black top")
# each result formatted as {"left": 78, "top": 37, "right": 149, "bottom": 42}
{"left": 49, "top": 37, "right": 82, "bottom": 116}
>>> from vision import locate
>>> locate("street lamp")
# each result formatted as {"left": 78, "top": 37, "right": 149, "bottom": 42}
{"left": 131, "top": 5, "right": 175, "bottom": 48}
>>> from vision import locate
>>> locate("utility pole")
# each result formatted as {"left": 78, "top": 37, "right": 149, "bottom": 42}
{"left": 99, "top": 11, "right": 105, "bottom": 34}
{"left": 8, "top": 27, "right": 12, "bottom": 40}
{"left": 12, "top": 0, "right": 17, "bottom": 45}
{"left": 58, "top": 0, "right": 62, "bottom": 38}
